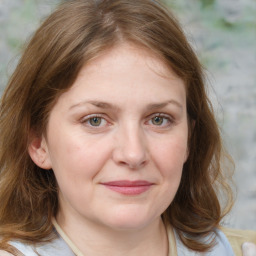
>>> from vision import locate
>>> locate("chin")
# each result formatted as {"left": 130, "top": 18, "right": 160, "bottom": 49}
{"left": 101, "top": 208, "right": 158, "bottom": 231}
{"left": 107, "top": 220, "right": 151, "bottom": 231}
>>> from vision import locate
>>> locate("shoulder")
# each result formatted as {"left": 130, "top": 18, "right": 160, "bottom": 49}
{"left": 220, "top": 226, "right": 256, "bottom": 256}
{"left": 0, "top": 241, "right": 26, "bottom": 256}
{"left": 169, "top": 226, "right": 235, "bottom": 255}
{"left": 4, "top": 235, "right": 75, "bottom": 256}
{"left": 0, "top": 227, "right": 75, "bottom": 256}
{"left": 1, "top": 240, "right": 36, "bottom": 256}
{"left": 0, "top": 251, "right": 14, "bottom": 256}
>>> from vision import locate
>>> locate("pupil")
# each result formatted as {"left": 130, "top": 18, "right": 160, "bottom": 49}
{"left": 90, "top": 117, "right": 101, "bottom": 126}
{"left": 153, "top": 116, "right": 163, "bottom": 125}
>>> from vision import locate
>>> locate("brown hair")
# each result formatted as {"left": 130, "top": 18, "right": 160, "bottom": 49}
{"left": 0, "top": 0, "right": 233, "bottom": 252}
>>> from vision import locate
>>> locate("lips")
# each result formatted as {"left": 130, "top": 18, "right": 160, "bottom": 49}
{"left": 100, "top": 180, "right": 153, "bottom": 195}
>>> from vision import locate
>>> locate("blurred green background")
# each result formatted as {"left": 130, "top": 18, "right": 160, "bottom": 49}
{"left": 0, "top": 0, "right": 255, "bottom": 230}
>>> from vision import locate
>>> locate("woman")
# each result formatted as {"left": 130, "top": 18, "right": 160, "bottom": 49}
{"left": 0, "top": 0, "right": 255, "bottom": 255}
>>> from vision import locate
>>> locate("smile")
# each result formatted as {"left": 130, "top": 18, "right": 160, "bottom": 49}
{"left": 100, "top": 180, "right": 153, "bottom": 195}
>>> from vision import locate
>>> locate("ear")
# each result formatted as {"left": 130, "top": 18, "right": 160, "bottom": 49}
{"left": 28, "top": 133, "right": 52, "bottom": 170}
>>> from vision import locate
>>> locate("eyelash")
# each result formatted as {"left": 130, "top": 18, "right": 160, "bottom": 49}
{"left": 80, "top": 113, "right": 174, "bottom": 129}
{"left": 146, "top": 113, "right": 174, "bottom": 128}
{"left": 81, "top": 114, "right": 109, "bottom": 128}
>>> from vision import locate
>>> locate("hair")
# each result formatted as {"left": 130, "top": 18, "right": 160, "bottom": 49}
{"left": 0, "top": 0, "right": 234, "bottom": 253}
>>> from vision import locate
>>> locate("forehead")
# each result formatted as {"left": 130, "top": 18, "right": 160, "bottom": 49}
{"left": 80, "top": 43, "right": 182, "bottom": 81}
{"left": 51, "top": 43, "right": 186, "bottom": 113}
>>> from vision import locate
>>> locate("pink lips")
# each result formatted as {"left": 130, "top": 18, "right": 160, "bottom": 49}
{"left": 101, "top": 180, "right": 153, "bottom": 195}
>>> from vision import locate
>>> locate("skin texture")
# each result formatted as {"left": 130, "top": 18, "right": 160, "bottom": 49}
{"left": 29, "top": 44, "right": 189, "bottom": 255}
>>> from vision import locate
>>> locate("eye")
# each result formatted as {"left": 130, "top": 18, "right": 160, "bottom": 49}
{"left": 81, "top": 114, "right": 108, "bottom": 128}
{"left": 89, "top": 117, "right": 103, "bottom": 126}
{"left": 147, "top": 114, "right": 173, "bottom": 127}
{"left": 151, "top": 116, "right": 164, "bottom": 126}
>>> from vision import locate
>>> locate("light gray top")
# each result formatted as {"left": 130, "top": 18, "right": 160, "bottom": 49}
{"left": 7, "top": 227, "right": 235, "bottom": 256}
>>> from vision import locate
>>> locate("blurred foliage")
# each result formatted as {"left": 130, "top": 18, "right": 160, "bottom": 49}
{"left": 199, "top": 0, "right": 215, "bottom": 8}
{"left": 1, "top": 0, "right": 255, "bottom": 79}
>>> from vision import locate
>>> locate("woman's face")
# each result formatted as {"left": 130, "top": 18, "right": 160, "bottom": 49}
{"left": 32, "top": 44, "right": 188, "bottom": 231}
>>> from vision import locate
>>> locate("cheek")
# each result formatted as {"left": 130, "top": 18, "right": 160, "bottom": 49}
{"left": 153, "top": 137, "right": 188, "bottom": 173}
{"left": 152, "top": 136, "right": 187, "bottom": 201}
{"left": 49, "top": 133, "right": 113, "bottom": 180}
{"left": 149, "top": 139, "right": 187, "bottom": 215}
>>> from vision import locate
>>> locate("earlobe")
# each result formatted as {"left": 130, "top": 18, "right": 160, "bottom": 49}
{"left": 28, "top": 134, "right": 52, "bottom": 170}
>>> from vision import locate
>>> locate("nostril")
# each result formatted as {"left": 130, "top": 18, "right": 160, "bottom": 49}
{"left": 115, "top": 155, "right": 148, "bottom": 170}
{"left": 127, "top": 159, "right": 148, "bottom": 170}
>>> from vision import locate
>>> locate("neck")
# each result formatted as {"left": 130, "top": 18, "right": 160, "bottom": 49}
{"left": 56, "top": 213, "right": 169, "bottom": 256}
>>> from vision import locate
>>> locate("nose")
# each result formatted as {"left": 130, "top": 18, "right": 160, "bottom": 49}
{"left": 112, "top": 124, "right": 148, "bottom": 170}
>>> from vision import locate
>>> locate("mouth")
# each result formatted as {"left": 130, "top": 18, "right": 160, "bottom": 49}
{"left": 100, "top": 180, "right": 154, "bottom": 195}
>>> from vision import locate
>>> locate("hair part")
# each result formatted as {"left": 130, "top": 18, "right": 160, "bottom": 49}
{"left": 0, "top": 0, "right": 234, "bottom": 252}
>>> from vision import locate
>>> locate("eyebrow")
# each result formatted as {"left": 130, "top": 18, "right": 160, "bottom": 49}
{"left": 69, "top": 100, "right": 118, "bottom": 111}
{"left": 69, "top": 100, "right": 183, "bottom": 111}
{"left": 146, "top": 100, "right": 183, "bottom": 111}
